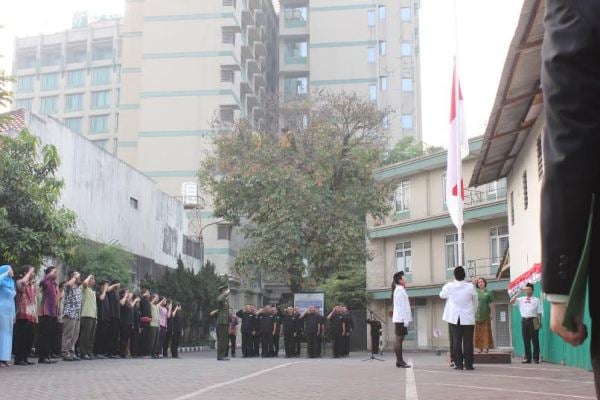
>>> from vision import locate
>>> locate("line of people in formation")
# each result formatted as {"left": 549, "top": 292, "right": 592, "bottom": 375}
{"left": 0, "top": 265, "right": 184, "bottom": 368}
{"left": 230, "top": 304, "right": 355, "bottom": 359}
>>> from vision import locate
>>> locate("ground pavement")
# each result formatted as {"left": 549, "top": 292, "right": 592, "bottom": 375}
{"left": 0, "top": 351, "right": 595, "bottom": 400}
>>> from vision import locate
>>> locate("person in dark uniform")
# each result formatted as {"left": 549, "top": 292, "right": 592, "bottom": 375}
{"left": 293, "top": 306, "right": 302, "bottom": 357}
{"left": 300, "top": 305, "right": 319, "bottom": 358}
{"left": 315, "top": 306, "right": 325, "bottom": 357}
{"left": 342, "top": 306, "right": 353, "bottom": 357}
{"left": 281, "top": 307, "right": 298, "bottom": 358}
{"left": 236, "top": 305, "right": 253, "bottom": 358}
{"left": 540, "top": 1, "right": 600, "bottom": 396}
{"left": 215, "top": 285, "right": 230, "bottom": 361}
{"left": 130, "top": 294, "right": 141, "bottom": 357}
{"left": 249, "top": 305, "right": 260, "bottom": 357}
{"left": 272, "top": 306, "right": 282, "bottom": 357}
{"left": 367, "top": 314, "right": 382, "bottom": 355}
{"left": 170, "top": 303, "right": 183, "bottom": 358}
{"left": 118, "top": 289, "right": 133, "bottom": 358}
{"left": 327, "top": 305, "right": 346, "bottom": 358}
{"left": 106, "top": 280, "right": 121, "bottom": 358}
{"left": 139, "top": 288, "right": 153, "bottom": 358}
{"left": 257, "top": 305, "right": 275, "bottom": 357}
{"left": 94, "top": 280, "right": 110, "bottom": 358}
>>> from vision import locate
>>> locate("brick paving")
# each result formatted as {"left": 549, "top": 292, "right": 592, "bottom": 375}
{"left": 0, "top": 351, "right": 595, "bottom": 400}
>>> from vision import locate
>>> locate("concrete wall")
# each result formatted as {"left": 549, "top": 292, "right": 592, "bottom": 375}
{"left": 19, "top": 111, "right": 202, "bottom": 274}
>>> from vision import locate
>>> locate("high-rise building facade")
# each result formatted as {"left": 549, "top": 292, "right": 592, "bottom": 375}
{"left": 278, "top": 0, "right": 422, "bottom": 145}
{"left": 11, "top": 17, "right": 121, "bottom": 150}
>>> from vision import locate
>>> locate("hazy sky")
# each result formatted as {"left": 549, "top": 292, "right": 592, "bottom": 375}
{"left": 0, "top": 0, "right": 523, "bottom": 148}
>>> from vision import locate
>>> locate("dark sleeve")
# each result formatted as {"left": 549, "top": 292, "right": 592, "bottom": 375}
{"left": 236, "top": 310, "right": 244, "bottom": 318}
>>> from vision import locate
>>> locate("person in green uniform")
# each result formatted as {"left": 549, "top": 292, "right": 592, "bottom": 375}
{"left": 473, "top": 277, "right": 495, "bottom": 353}
{"left": 216, "top": 285, "right": 230, "bottom": 361}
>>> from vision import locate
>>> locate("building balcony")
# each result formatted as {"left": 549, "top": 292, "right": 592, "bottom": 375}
{"left": 254, "top": 40, "right": 267, "bottom": 59}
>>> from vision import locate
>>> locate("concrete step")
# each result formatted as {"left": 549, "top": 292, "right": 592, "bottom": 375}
{"left": 474, "top": 351, "right": 512, "bottom": 364}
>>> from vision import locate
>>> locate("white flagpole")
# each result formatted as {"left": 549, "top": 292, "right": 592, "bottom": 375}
{"left": 454, "top": 0, "right": 464, "bottom": 268}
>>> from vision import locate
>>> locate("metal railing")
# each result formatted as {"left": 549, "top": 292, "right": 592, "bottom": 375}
{"left": 466, "top": 258, "right": 504, "bottom": 280}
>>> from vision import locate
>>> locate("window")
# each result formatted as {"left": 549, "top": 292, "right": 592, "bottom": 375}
{"left": 446, "top": 233, "right": 465, "bottom": 269}
{"left": 284, "top": 76, "right": 308, "bottom": 99}
{"left": 17, "top": 75, "right": 34, "bottom": 92}
{"left": 368, "top": 84, "right": 377, "bottom": 103}
{"left": 221, "top": 68, "right": 234, "bottom": 83}
{"left": 286, "top": 40, "right": 308, "bottom": 63}
{"left": 395, "top": 241, "right": 412, "bottom": 273}
{"left": 67, "top": 70, "right": 85, "bottom": 87}
{"left": 522, "top": 171, "right": 529, "bottom": 210}
{"left": 510, "top": 191, "right": 515, "bottom": 225}
{"left": 41, "top": 73, "right": 59, "bottom": 91}
{"left": 486, "top": 179, "right": 507, "bottom": 200}
{"left": 92, "top": 41, "right": 113, "bottom": 61}
{"left": 65, "top": 93, "right": 84, "bottom": 112}
{"left": 400, "top": 7, "right": 411, "bottom": 21}
{"left": 90, "top": 115, "right": 109, "bottom": 134}
{"left": 379, "top": 41, "right": 387, "bottom": 56}
{"left": 183, "top": 235, "right": 201, "bottom": 259}
{"left": 39, "top": 96, "right": 58, "bottom": 114}
{"left": 367, "top": 10, "right": 376, "bottom": 26}
{"left": 15, "top": 98, "right": 33, "bottom": 111}
{"left": 17, "top": 51, "right": 36, "bottom": 69}
{"left": 91, "top": 90, "right": 111, "bottom": 109}
{"left": 217, "top": 224, "right": 231, "bottom": 240}
{"left": 41, "top": 48, "right": 61, "bottom": 66}
{"left": 220, "top": 107, "right": 235, "bottom": 123}
{"left": 401, "top": 114, "right": 413, "bottom": 129}
{"left": 64, "top": 117, "right": 83, "bottom": 134}
{"left": 368, "top": 47, "right": 376, "bottom": 64}
{"left": 401, "top": 78, "right": 413, "bottom": 92}
{"left": 181, "top": 182, "right": 199, "bottom": 206}
{"left": 490, "top": 226, "right": 509, "bottom": 266}
{"left": 284, "top": 6, "right": 308, "bottom": 27}
{"left": 222, "top": 29, "right": 236, "bottom": 44}
{"left": 130, "top": 197, "right": 139, "bottom": 209}
{"left": 536, "top": 136, "right": 543, "bottom": 179}
{"left": 378, "top": 5, "right": 386, "bottom": 20}
{"left": 66, "top": 44, "right": 87, "bottom": 63}
{"left": 395, "top": 179, "right": 410, "bottom": 212}
{"left": 92, "top": 67, "right": 111, "bottom": 85}
{"left": 380, "top": 76, "right": 387, "bottom": 91}
{"left": 401, "top": 42, "right": 412, "bottom": 56}
{"left": 223, "top": 0, "right": 235, "bottom": 6}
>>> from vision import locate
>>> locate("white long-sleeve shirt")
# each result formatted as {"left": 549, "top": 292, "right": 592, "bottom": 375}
{"left": 392, "top": 285, "right": 413, "bottom": 325}
{"left": 440, "top": 280, "right": 478, "bottom": 325}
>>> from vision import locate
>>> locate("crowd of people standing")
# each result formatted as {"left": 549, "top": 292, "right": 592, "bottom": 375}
{"left": 0, "top": 264, "right": 184, "bottom": 367}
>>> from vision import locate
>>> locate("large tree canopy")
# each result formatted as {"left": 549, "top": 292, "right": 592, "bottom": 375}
{"left": 0, "top": 129, "right": 77, "bottom": 266}
{"left": 200, "top": 92, "right": 392, "bottom": 291}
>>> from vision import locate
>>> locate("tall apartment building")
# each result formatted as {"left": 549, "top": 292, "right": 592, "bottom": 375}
{"left": 11, "top": 16, "right": 121, "bottom": 150}
{"left": 366, "top": 137, "right": 510, "bottom": 350}
{"left": 278, "top": 0, "right": 422, "bottom": 145}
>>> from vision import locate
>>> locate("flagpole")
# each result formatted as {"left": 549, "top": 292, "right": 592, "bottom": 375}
{"left": 453, "top": 0, "right": 464, "bottom": 268}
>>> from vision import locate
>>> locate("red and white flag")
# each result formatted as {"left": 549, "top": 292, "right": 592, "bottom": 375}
{"left": 446, "top": 62, "right": 470, "bottom": 230}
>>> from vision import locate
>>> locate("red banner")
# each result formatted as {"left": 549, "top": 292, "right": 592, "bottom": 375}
{"left": 507, "top": 263, "right": 542, "bottom": 297}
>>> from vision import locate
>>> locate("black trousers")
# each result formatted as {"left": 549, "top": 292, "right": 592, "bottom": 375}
{"left": 316, "top": 334, "right": 323, "bottom": 356}
{"left": 130, "top": 328, "right": 141, "bottom": 356}
{"left": 140, "top": 322, "right": 152, "bottom": 356}
{"left": 371, "top": 334, "right": 380, "bottom": 355}
{"left": 450, "top": 320, "right": 474, "bottom": 369}
{"left": 343, "top": 333, "right": 350, "bottom": 355}
{"left": 260, "top": 332, "right": 273, "bottom": 357}
{"left": 94, "top": 319, "right": 109, "bottom": 355}
{"left": 306, "top": 332, "right": 317, "bottom": 357}
{"left": 521, "top": 318, "right": 540, "bottom": 362}
{"left": 241, "top": 332, "right": 252, "bottom": 357}
{"left": 163, "top": 327, "right": 172, "bottom": 358}
{"left": 37, "top": 316, "right": 57, "bottom": 359}
{"left": 228, "top": 334, "right": 236, "bottom": 357}
{"left": 52, "top": 322, "right": 63, "bottom": 356}
{"left": 272, "top": 334, "right": 280, "bottom": 356}
{"left": 119, "top": 324, "right": 133, "bottom": 357}
{"left": 171, "top": 330, "right": 180, "bottom": 358}
{"left": 333, "top": 333, "right": 344, "bottom": 357}
{"left": 14, "top": 319, "right": 35, "bottom": 362}
{"left": 294, "top": 332, "right": 301, "bottom": 356}
{"left": 252, "top": 333, "right": 261, "bottom": 356}
{"left": 108, "top": 318, "right": 120, "bottom": 355}
{"left": 284, "top": 333, "right": 295, "bottom": 357}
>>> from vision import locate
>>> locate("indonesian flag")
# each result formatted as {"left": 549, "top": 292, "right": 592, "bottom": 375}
{"left": 446, "top": 62, "right": 470, "bottom": 230}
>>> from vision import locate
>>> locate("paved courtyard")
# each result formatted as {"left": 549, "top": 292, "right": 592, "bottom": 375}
{"left": 0, "top": 351, "right": 595, "bottom": 400}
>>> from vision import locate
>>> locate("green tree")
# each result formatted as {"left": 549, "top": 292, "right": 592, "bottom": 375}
{"left": 200, "top": 91, "right": 392, "bottom": 291}
{"left": 381, "top": 136, "right": 444, "bottom": 166}
{"left": 68, "top": 241, "right": 134, "bottom": 287}
{"left": 319, "top": 263, "right": 367, "bottom": 310}
{"left": 0, "top": 130, "right": 77, "bottom": 266}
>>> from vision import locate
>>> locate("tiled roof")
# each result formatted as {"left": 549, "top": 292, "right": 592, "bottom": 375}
{"left": 0, "top": 108, "right": 27, "bottom": 133}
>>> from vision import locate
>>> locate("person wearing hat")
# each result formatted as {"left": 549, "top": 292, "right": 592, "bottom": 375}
{"left": 216, "top": 285, "right": 230, "bottom": 360}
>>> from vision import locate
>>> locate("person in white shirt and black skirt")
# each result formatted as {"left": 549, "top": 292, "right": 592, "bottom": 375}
{"left": 440, "top": 266, "right": 478, "bottom": 371}
{"left": 392, "top": 271, "right": 412, "bottom": 368}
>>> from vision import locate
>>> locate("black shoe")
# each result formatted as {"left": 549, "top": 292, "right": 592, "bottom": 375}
{"left": 217, "top": 357, "right": 230, "bottom": 361}
{"left": 25, "top": 360, "right": 35, "bottom": 365}
{"left": 521, "top": 360, "right": 531, "bottom": 364}
{"left": 465, "top": 366, "right": 475, "bottom": 371}
{"left": 453, "top": 365, "right": 464, "bottom": 370}
{"left": 15, "top": 361, "right": 29, "bottom": 366}
{"left": 63, "top": 355, "right": 74, "bottom": 361}
{"left": 38, "top": 358, "right": 57, "bottom": 364}
{"left": 396, "top": 362, "right": 411, "bottom": 368}
{"left": 534, "top": 360, "right": 539, "bottom": 364}
{"left": 81, "top": 355, "right": 92, "bottom": 360}
{"left": 50, "top": 353, "right": 62, "bottom": 359}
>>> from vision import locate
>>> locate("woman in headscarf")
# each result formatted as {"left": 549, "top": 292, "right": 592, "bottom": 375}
{"left": 0, "top": 264, "right": 16, "bottom": 367}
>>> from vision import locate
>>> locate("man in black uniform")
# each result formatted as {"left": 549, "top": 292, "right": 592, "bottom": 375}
{"left": 272, "top": 306, "right": 282, "bottom": 357}
{"left": 236, "top": 305, "right": 253, "bottom": 358}
{"left": 315, "top": 306, "right": 325, "bottom": 357}
{"left": 257, "top": 305, "right": 275, "bottom": 357}
{"left": 281, "top": 307, "right": 298, "bottom": 358}
{"left": 293, "top": 306, "right": 302, "bottom": 357}
{"left": 249, "top": 305, "right": 260, "bottom": 357}
{"left": 367, "top": 315, "right": 382, "bottom": 355}
{"left": 342, "top": 306, "right": 353, "bottom": 357}
{"left": 106, "top": 279, "right": 121, "bottom": 358}
{"left": 300, "top": 305, "right": 319, "bottom": 358}
{"left": 540, "top": 1, "right": 600, "bottom": 396}
{"left": 327, "top": 305, "right": 346, "bottom": 358}
{"left": 94, "top": 280, "right": 110, "bottom": 358}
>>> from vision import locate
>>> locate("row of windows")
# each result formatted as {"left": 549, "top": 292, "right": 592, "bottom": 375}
{"left": 16, "top": 90, "right": 115, "bottom": 115}
{"left": 368, "top": 6, "right": 412, "bottom": 26}
{"left": 282, "top": 5, "right": 412, "bottom": 29}
{"left": 284, "top": 41, "right": 412, "bottom": 65}
{"left": 394, "top": 227, "right": 508, "bottom": 274}
{"left": 62, "top": 114, "right": 112, "bottom": 134}
{"left": 16, "top": 42, "right": 114, "bottom": 69}
{"left": 16, "top": 68, "right": 113, "bottom": 92}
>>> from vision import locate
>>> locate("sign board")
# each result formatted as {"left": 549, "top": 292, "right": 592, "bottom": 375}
{"left": 293, "top": 292, "right": 325, "bottom": 316}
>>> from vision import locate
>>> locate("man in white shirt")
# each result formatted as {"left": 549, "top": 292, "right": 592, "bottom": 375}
{"left": 510, "top": 283, "right": 542, "bottom": 364}
{"left": 440, "top": 266, "right": 478, "bottom": 371}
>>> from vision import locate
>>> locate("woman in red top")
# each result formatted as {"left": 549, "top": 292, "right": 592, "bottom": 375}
{"left": 14, "top": 266, "right": 38, "bottom": 366}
